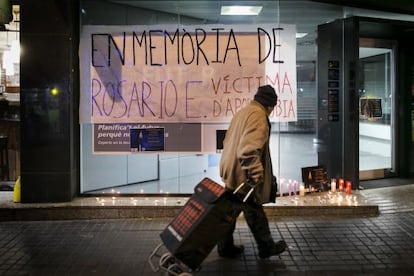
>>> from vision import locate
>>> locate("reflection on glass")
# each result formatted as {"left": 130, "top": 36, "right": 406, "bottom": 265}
{"left": 359, "top": 45, "right": 393, "bottom": 172}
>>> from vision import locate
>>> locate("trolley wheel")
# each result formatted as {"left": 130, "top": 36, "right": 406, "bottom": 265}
{"left": 148, "top": 243, "right": 168, "bottom": 272}
{"left": 160, "top": 252, "right": 176, "bottom": 268}
{"left": 167, "top": 263, "right": 183, "bottom": 273}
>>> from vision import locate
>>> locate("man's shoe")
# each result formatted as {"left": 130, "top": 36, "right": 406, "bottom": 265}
{"left": 258, "top": 240, "right": 287, "bottom": 259}
{"left": 218, "top": 245, "right": 245, "bottom": 258}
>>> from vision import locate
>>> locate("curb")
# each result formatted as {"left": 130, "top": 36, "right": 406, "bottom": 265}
{"left": 0, "top": 204, "right": 379, "bottom": 221}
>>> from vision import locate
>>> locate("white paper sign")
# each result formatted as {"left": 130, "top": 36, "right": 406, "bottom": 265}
{"left": 80, "top": 24, "right": 297, "bottom": 123}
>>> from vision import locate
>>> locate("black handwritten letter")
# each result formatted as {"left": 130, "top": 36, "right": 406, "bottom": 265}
{"left": 149, "top": 30, "right": 163, "bottom": 66}
{"left": 91, "top": 34, "right": 107, "bottom": 67}
{"left": 164, "top": 29, "right": 180, "bottom": 65}
{"left": 257, "top": 28, "right": 271, "bottom": 64}
{"left": 181, "top": 30, "right": 195, "bottom": 65}
{"left": 272, "top": 28, "right": 284, "bottom": 63}
{"left": 133, "top": 31, "right": 148, "bottom": 65}
{"left": 108, "top": 32, "right": 126, "bottom": 66}
{"left": 223, "top": 29, "right": 241, "bottom": 66}
{"left": 211, "top": 28, "right": 224, "bottom": 63}
{"left": 195, "top": 28, "right": 208, "bottom": 65}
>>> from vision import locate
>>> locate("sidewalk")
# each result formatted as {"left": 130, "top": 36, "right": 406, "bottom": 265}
{"left": 0, "top": 184, "right": 413, "bottom": 275}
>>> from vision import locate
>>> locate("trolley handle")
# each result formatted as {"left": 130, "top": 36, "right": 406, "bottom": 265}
{"left": 233, "top": 180, "right": 256, "bottom": 202}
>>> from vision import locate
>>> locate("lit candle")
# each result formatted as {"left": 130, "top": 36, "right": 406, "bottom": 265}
{"left": 293, "top": 181, "right": 297, "bottom": 195}
{"left": 346, "top": 181, "right": 352, "bottom": 195}
{"left": 339, "top": 178, "right": 344, "bottom": 192}
{"left": 279, "top": 180, "right": 283, "bottom": 197}
{"left": 288, "top": 179, "right": 292, "bottom": 196}
{"left": 299, "top": 183, "right": 305, "bottom": 196}
{"left": 330, "top": 178, "right": 336, "bottom": 192}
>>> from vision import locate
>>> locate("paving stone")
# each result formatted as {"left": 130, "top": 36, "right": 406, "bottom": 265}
{"left": 0, "top": 213, "right": 411, "bottom": 275}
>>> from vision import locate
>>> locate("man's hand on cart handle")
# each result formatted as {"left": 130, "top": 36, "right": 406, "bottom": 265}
{"left": 247, "top": 170, "right": 263, "bottom": 185}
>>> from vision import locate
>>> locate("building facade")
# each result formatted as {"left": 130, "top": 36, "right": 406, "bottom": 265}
{"left": 15, "top": 0, "right": 414, "bottom": 202}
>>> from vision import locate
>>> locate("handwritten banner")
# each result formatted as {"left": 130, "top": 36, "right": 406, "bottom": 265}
{"left": 80, "top": 24, "right": 297, "bottom": 123}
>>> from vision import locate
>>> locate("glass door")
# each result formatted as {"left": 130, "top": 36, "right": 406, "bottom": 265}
{"left": 359, "top": 38, "right": 396, "bottom": 180}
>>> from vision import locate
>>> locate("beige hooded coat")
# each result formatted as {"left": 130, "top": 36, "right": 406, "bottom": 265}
{"left": 220, "top": 101, "right": 276, "bottom": 204}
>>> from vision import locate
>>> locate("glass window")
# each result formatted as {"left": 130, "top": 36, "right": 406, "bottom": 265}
{"left": 79, "top": 1, "right": 412, "bottom": 195}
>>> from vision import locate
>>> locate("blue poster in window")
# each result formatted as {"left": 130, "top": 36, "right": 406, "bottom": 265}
{"left": 130, "top": 128, "right": 165, "bottom": 152}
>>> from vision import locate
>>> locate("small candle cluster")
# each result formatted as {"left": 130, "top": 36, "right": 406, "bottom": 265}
{"left": 278, "top": 179, "right": 305, "bottom": 197}
{"left": 275, "top": 176, "right": 360, "bottom": 206}
{"left": 278, "top": 178, "right": 322, "bottom": 197}
{"left": 331, "top": 178, "right": 352, "bottom": 195}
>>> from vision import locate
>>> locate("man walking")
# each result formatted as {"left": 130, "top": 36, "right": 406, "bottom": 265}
{"left": 217, "top": 85, "right": 287, "bottom": 259}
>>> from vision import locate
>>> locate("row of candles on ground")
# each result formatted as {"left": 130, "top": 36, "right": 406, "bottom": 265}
{"left": 279, "top": 178, "right": 359, "bottom": 206}
{"left": 95, "top": 196, "right": 141, "bottom": 206}
{"left": 278, "top": 178, "right": 353, "bottom": 197}
{"left": 94, "top": 196, "right": 175, "bottom": 206}
{"left": 290, "top": 192, "right": 359, "bottom": 206}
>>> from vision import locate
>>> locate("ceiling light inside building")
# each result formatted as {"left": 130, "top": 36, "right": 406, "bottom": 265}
{"left": 296, "top": 33, "right": 308, "bottom": 38}
{"left": 221, "top": 6, "right": 262, "bottom": 16}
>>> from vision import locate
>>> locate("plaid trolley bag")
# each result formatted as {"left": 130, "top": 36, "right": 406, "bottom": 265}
{"left": 148, "top": 177, "right": 249, "bottom": 275}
